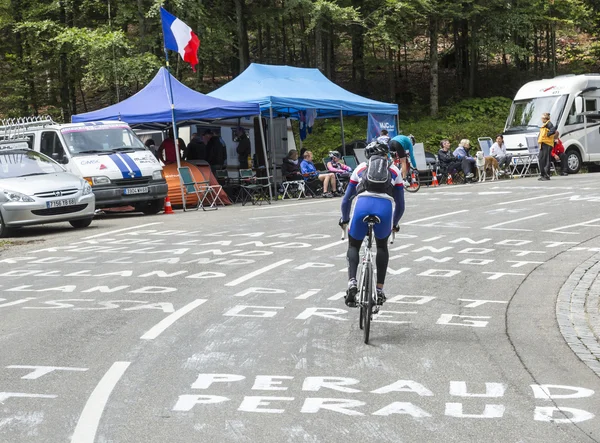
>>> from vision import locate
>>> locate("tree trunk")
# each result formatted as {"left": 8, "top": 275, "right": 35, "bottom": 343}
{"left": 234, "top": 0, "right": 250, "bottom": 72}
{"left": 468, "top": 21, "right": 477, "bottom": 97}
{"left": 533, "top": 29, "right": 539, "bottom": 75}
{"left": 315, "top": 19, "right": 323, "bottom": 70}
{"left": 429, "top": 17, "right": 439, "bottom": 117}
{"left": 58, "top": 0, "right": 70, "bottom": 120}
{"left": 300, "top": 16, "right": 309, "bottom": 66}
{"left": 388, "top": 47, "right": 395, "bottom": 103}
{"left": 136, "top": 0, "right": 147, "bottom": 52}
{"left": 351, "top": 0, "right": 366, "bottom": 92}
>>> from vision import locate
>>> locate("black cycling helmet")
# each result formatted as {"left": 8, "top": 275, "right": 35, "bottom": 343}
{"left": 364, "top": 141, "right": 388, "bottom": 159}
{"left": 408, "top": 134, "right": 416, "bottom": 145}
{"left": 328, "top": 150, "right": 341, "bottom": 159}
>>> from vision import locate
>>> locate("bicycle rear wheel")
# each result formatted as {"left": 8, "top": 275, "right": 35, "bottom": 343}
{"left": 405, "top": 170, "right": 421, "bottom": 193}
{"left": 363, "top": 263, "right": 373, "bottom": 344}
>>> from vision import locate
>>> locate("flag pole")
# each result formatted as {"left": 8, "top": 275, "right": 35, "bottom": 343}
{"left": 164, "top": 48, "right": 182, "bottom": 171}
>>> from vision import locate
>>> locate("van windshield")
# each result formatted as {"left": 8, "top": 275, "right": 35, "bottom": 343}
{"left": 505, "top": 95, "right": 568, "bottom": 134}
{"left": 61, "top": 126, "right": 145, "bottom": 155}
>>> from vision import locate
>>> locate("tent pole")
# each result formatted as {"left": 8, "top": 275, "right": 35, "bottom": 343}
{"left": 269, "top": 107, "right": 276, "bottom": 199}
{"left": 340, "top": 110, "right": 346, "bottom": 157}
{"left": 257, "top": 115, "right": 273, "bottom": 201}
{"left": 396, "top": 114, "right": 400, "bottom": 136}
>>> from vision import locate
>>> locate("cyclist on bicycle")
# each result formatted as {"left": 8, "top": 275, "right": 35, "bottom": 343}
{"left": 389, "top": 134, "right": 415, "bottom": 180}
{"left": 339, "top": 141, "right": 405, "bottom": 308}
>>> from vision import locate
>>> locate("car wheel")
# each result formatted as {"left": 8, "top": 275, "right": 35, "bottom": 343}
{"left": 566, "top": 148, "right": 582, "bottom": 174}
{"left": 69, "top": 218, "right": 93, "bottom": 229}
{"left": 0, "top": 213, "right": 11, "bottom": 238}
{"left": 140, "top": 198, "right": 164, "bottom": 215}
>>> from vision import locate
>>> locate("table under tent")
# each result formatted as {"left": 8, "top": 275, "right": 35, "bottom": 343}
{"left": 208, "top": 63, "right": 398, "bottom": 189}
{"left": 71, "top": 67, "right": 263, "bottom": 208}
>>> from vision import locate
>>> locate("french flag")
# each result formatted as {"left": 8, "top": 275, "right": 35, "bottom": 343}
{"left": 160, "top": 7, "right": 200, "bottom": 72}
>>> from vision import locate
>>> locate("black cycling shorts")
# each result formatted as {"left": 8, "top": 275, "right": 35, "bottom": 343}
{"left": 389, "top": 139, "right": 406, "bottom": 159}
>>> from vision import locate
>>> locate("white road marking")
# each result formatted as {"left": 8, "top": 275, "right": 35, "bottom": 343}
{"left": 328, "top": 292, "right": 347, "bottom": 300}
{"left": 296, "top": 289, "right": 321, "bottom": 299}
{"left": 314, "top": 240, "right": 346, "bottom": 251}
{"left": 495, "top": 192, "right": 572, "bottom": 206}
{"left": 141, "top": 299, "right": 207, "bottom": 340}
{"left": 225, "top": 259, "right": 294, "bottom": 287}
{"left": 484, "top": 213, "right": 546, "bottom": 231}
{"left": 82, "top": 222, "right": 163, "bottom": 240}
{"left": 543, "top": 218, "right": 600, "bottom": 235}
{"left": 71, "top": 361, "right": 131, "bottom": 443}
{"left": 243, "top": 200, "right": 333, "bottom": 211}
{"left": 402, "top": 210, "right": 469, "bottom": 226}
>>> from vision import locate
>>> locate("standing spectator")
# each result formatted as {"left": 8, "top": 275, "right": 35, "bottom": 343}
{"left": 438, "top": 139, "right": 463, "bottom": 176}
{"left": 158, "top": 128, "right": 185, "bottom": 165}
{"left": 538, "top": 112, "right": 556, "bottom": 181}
{"left": 490, "top": 134, "right": 512, "bottom": 173}
{"left": 204, "top": 129, "right": 227, "bottom": 172}
{"left": 301, "top": 150, "right": 337, "bottom": 198}
{"left": 551, "top": 132, "right": 568, "bottom": 176}
{"left": 144, "top": 139, "right": 159, "bottom": 160}
{"left": 185, "top": 132, "right": 206, "bottom": 161}
{"left": 235, "top": 127, "right": 252, "bottom": 169}
{"left": 453, "top": 139, "right": 475, "bottom": 179}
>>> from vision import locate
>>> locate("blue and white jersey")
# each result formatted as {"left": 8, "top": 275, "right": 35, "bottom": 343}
{"left": 349, "top": 161, "right": 403, "bottom": 202}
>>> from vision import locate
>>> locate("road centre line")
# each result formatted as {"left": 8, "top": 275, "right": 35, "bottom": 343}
{"left": 402, "top": 210, "right": 469, "bottom": 226}
{"left": 225, "top": 259, "right": 294, "bottom": 286}
{"left": 314, "top": 240, "right": 346, "bottom": 251}
{"left": 140, "top": 299, "right": 207, "bottom": 340}
{"left": 543, "top": 218, "right": 600, "bottom": 235}
{"left": 71, "top": 361, "right": 131, "bottom": 443}
{"left": 495, "top": 192, "right": 572, "bottom": 206}
{"left": 82, "top": 222, "right": 163, "bottom": 239}
{"left": 484, "top": 213, "right": 546, "bottom": 231}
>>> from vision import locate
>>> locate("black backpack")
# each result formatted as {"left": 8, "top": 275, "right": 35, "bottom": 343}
{"left": 357, "top": 155, "right": 393, "bottom": 196}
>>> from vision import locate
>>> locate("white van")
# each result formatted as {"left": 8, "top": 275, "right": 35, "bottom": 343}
{"left": 0, "top": 118, "right": 168, "bottom": 214}
{"left": 504, "top": 74, "right": 600, "bottom": 173}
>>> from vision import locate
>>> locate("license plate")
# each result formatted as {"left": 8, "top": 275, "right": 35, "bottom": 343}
{"left": 46, "top": 199, "right": 76, "bottom": 208}
{"left": 123, "top": 187, "right": 149, "bottom": 195}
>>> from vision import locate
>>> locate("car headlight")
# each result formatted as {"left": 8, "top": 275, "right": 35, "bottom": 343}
{"left": 3, "top": 190, "right": 35, "bottom": 202}
{"left": 84, "top": 176, "right": 111, "bottom": 186}
{"left": 82, "top": 182, "right": 93, "bottom": 195}
{"left": 152, "top": 170, "right": 164, "bottom": 180}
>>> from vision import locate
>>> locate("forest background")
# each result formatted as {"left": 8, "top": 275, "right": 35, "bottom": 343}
{"left": 0, "top": 0, "right": 599, "bottom": 155}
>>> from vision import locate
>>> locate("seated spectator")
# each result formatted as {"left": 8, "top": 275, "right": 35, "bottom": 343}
{"left": 438, "top": 139, "right": 463, "bottom": 176}
{"left": 326, "top": 151, "right": 352, "bottom": 178}
{"left": 282, "top": 149, "right": 303, "bottom": 181}
{"left": 489, "top": 134, "right": 512, "bottom": 173}
{"left": 300, "top": 150, "right": 337, "bottom": 198}
{"left": 453, "top": 139, "right": 475, "bottom": 179}
{"left": 552, "top": 133, "right": 568, "bottom": 176}
{"left": 376, "top": 129, "right": 390, "bottom": 145}
{"left": 185, "top": 133, "right": 207, "bottom": 162}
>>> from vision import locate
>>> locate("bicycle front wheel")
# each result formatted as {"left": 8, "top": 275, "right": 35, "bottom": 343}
{"left": 363, "top": 263, "right": 373, "bottom": 344}
{"left": 405, "top": 171, "right": 421, "bottom": 193}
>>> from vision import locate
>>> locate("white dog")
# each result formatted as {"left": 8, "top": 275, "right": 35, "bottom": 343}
{"left": 475, "top": 151, "right": 499, "bottom": 182}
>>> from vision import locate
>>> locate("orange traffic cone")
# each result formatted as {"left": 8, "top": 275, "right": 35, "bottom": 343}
{"left": 164, "top": 196, "right": 175, "bottom": 214}
{"left": 431, "top": 171, "right": 439, "bottom": 187}
{"left": 447, "top": 173, "right": 454, "bottom": 185}
{"left": 410, "top": 170, "right": 418, "bottom": 189}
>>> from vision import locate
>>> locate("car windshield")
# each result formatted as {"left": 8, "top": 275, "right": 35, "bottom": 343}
{"left": 0, "top": 149, "right": 64, "bottom": 179}
{"left": 61, "top": 126, "right": 145, "bottom": 155}
{"left": 505, "top": 95, "right": 568, "bottom": 133}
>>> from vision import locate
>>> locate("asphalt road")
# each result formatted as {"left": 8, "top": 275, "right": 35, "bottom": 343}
{"left": 2, "top": 174, "right": 600, "bottom": 443}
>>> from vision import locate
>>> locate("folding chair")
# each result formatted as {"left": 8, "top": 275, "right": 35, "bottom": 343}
{"left": 477, "top": 137, "right": 493, "bottom": 156}
{"left": 178, "top": 166, "right": 220, "bottom": 211}
{"left": 238, "top": 169, "right": 271, "bottom": 206}
{"left": 343, "top": 155, "right": 358, "bottom": 170}
{"left": 281, "top": 180, "right": 306, "bottom": 200}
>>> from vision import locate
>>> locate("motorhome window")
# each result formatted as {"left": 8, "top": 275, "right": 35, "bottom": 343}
{"left": 40, "top": 131, "right": 66, "bottom": 161}
{"left": 505, "top": 95, "right": 568, "bottom": 133}
{"left": 61, "top": 126, "right": 145, "bottom": 154}
{"left": 566, "top": 102, "right": 584, "bottom": 126}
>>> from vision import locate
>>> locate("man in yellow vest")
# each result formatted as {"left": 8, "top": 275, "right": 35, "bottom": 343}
{"left": 538, "top": 112, "right": 556, "bottom": 181}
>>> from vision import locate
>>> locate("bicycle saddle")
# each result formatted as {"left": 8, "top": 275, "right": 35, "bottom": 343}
{"left": 362, "top": 215, "right": 381, "bottom": 224}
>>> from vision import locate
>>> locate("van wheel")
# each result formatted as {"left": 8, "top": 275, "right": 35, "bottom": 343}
{"left": 0, "top": 213, "right": 12, "bottom": 238}
{"left": 69, "top": 218, "right": 93, "bottom": 229}
{"left": 566, "top": 149, "right": 582, "bottom": 174}
{"left": 140, "top": 198, "right": 164, "bottom": 215}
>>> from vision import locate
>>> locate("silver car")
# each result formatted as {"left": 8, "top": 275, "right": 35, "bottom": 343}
{"left": 0, "top": 147, "right": 95, "bottom": 237}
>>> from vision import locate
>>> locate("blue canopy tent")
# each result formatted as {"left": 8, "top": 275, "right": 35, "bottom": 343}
{"left": 72, "top": 67, "right": 260, "bottom": 124}
{"left": 208, "top": 63, "right": 398, "bottom": 171}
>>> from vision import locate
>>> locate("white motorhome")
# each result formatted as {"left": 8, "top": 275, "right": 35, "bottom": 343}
{"left": 504, "top": 74, "right": 600, "bottom": 173}
{"left": 0, "top": 118, "right": 168, "bottom": 213}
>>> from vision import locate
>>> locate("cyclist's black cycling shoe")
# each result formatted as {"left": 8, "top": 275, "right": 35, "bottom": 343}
{"left": 376, "top": 289, "right": 386, "bottom": 305}
{"left": 345, "top": 284, "right": 358, "bottom": 307}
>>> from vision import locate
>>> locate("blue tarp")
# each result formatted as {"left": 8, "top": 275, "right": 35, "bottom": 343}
{"left": 207, "top": 63, "right": 398, "bottom": 118}
{"left": 72, "top": 67, "right": 259, "bottom": 125}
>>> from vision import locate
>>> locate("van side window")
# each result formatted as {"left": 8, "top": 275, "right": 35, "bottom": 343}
{"left": 585, "top": 99, "right": 598, "bottom": 113}
{"left": 40, "top": 131, "right": 66, "bottom": 161}
{"left": 566, "top": 102, "right": 583, "bottom": 126}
